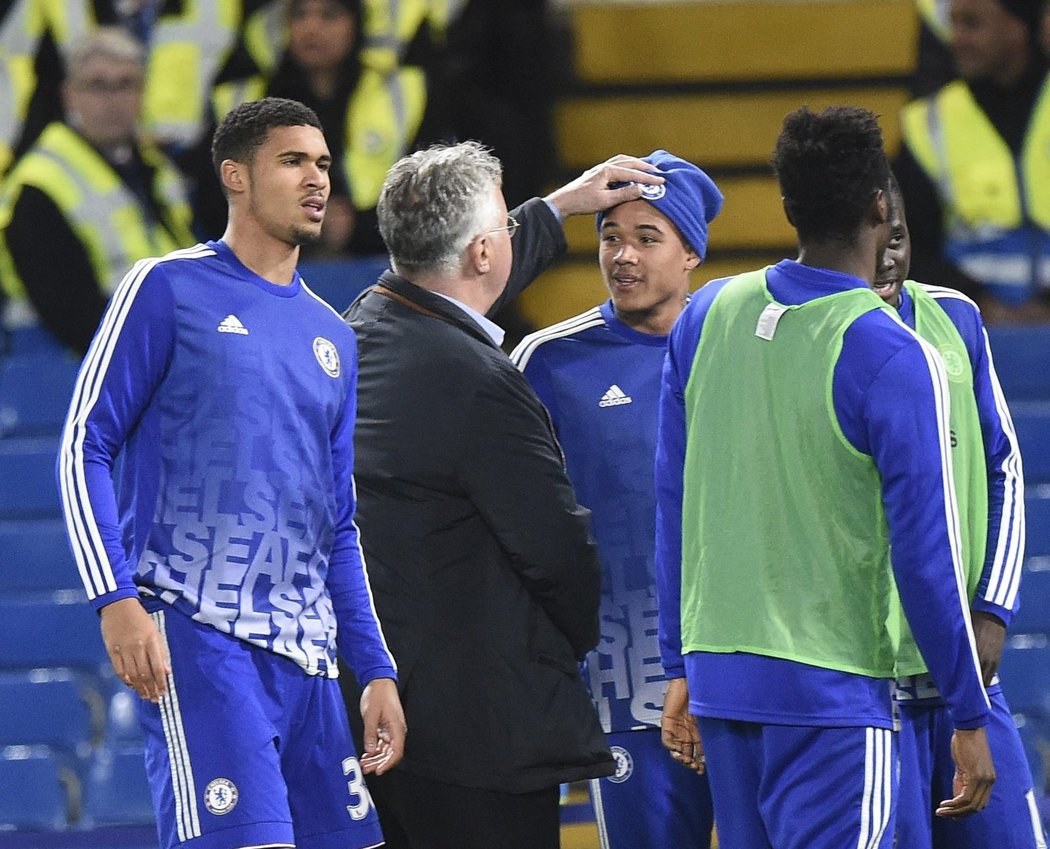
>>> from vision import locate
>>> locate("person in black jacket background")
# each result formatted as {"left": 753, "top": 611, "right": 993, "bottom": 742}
{"left": 343, "top": 141, "right": 663, "bottom": 849}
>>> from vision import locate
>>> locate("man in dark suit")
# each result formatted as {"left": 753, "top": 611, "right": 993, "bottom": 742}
{"left": 344, "top": 141, "right": 663, "bottom": 849}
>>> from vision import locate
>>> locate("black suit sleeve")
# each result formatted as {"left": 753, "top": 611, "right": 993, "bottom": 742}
{"left": 488, "top": 196, "right": 567, "bottom": 318}
{"left": 5, "top": 186, "right": 107, "bottom": 354}
{"left": 457, "top": 364, "right": 601, "bottom": 659}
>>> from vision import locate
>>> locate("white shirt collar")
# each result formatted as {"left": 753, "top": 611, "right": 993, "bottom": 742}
{"left": 433, "top": 292, "right": 505, "bottom": 347}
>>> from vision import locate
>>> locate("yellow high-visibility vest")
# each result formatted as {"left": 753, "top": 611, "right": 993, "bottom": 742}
{"left": 900, "top": 78, "right": 1050, "bottom": 301}
{"left": 0, "top": 122, "right": 195, "bottom": 302}
{"left": 0, "top": 0, "right": 98, "bottom": 174}
{"left": 143, "top": 0, "right": 285, "bottom": 149}
{"left": 360, "top": 0, "right": 467, "bottom": 73}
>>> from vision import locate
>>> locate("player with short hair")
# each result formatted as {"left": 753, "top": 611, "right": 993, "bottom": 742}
{"left": 656, "top": 105, "right": 996, "bottom": 848}
{"left": 511, "top": 150, "right": 720, "bottom": 849}
{"left": 875, "top": 176, "right": 1044, "bottom": 849}
{"left": 57, "top": 96, "right": 405, "bottom": 849}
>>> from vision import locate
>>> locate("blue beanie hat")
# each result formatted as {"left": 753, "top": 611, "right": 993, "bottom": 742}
{"left": 596, "top": 150, "right": 724, "bottom": 258}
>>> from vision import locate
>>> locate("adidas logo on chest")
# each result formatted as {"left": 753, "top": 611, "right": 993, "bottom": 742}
{"left": 217, "top": 314, "right": 248, "bottom": 335}
{"left": 599, "top": 384, "right": 632, "bottom": 407}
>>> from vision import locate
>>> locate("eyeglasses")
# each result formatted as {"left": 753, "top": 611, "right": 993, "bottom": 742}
{"left": 74, "top": 77, "right": 143, "bottom": 95}
{"left": 486, "top": 215, "right": 519, "bottom": 239}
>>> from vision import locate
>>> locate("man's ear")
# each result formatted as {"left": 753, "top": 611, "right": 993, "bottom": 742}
{"left": 468, "top": 234, "right": 491, "bottom": 275}
{"left": 220, "top": 159, "right": 246, "bottom": 195}
{"left": 781, "top": 197, "right": 795, "bottom": 227}
{"left": 685, "top": 250, "right": 701, "bottom": 271}
{"left": 872, "top": 188, "right": 889, "bottom": 225}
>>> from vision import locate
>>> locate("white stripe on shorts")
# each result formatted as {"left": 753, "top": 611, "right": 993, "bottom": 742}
{"left": 857, "top": 727, "right": 893, "bottom": 849}
{"left": 153, "top": 610, "right": 202, "bottom": 842}
{"left": 1027, "top": 789, "right": 1048, "bottom": 849}
{"left": 590, "top": 778, "right": 612, "bottom": 849}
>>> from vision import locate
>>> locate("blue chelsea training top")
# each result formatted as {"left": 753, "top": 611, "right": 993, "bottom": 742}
{"left": 513, "top": 300, "right": 669, "bottom": 733}
{"left": 58, "top": 241, "right": 395, "bottom": 684}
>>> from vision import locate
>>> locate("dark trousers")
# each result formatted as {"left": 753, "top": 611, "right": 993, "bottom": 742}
{"left": 367, "top": 769, "right": 561, "bottom": 849}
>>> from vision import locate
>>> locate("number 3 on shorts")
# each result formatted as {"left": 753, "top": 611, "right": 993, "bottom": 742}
{"left": 342, "top": 756, "right": 374, "bottom": 820}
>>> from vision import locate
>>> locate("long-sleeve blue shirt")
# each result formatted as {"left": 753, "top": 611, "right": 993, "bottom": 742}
{"left": 896, "top": 283, "right": 1025, "bottom": 625}
{"left": 57, "top": 241, "right": 396, "bottom": 685}
{"left": 656, "top": 260, "right": 990, "bottom": 730}
{"left": 513, "top": 300, "right": 670, "bottom": 733}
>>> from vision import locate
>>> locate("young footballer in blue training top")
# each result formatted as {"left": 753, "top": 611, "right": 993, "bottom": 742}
{"left": 876, "top": 176, "right": 1045, "bottom": 849}
{"left": 512, "top": 149, "right": 721, "bottom": 849}
{"left": 57, "top": 97, "right": 405, "bottom": 849}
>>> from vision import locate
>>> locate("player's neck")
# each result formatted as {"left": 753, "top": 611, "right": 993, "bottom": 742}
{"left": 221, "top": 225, "right": 301, "bottom": 286}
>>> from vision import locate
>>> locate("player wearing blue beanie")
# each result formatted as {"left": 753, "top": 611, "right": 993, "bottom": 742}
{"left": 512, "top": 150, "right": 722, "bottom": 849}
{"left": 597, "top": 149, "right": 724, "bottom": 259}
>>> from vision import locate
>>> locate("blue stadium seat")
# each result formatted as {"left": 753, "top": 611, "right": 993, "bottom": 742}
{"left": 0, "top": 325, "right": 70, "bottom": 358}
{"left": 0, "top": 744, "right": 76, "bottom": 830}
{"left": 1014, "top": 564, "right": 1050, "bottom": 635}
{"left": 1000, "top": 638, "right": 1050, "bottom": 720}
{"left": 0, "top": 669, "right": 104, "bottom": 758}
{"left": 0, "top": 519, "right": 82, "bottom": 593}
{"left": 1013, "top": 402, "right": 1050, "bottom": 485}
{"left": 0, "top": 436, "right": 62, "bottom": 519}
{"left": 0, "top": 352, "right": 80, "bottom": 438}
{"left": 298, "top": 254, "right": 387, "bottom": 313}
{"left": 82, "top": 744, "right": 154, "bottom": 828}
{"left": 0, "top": 594, "right": 108, "bottom": 672}
{"left": 105, "top": 688, "right": 145, "bottom": 745}
{"left": 987, "top": 326, "right": 1050, "bottom": 402}
{"left": 1027, "top": 489, "right": 1050, "bottom": 558}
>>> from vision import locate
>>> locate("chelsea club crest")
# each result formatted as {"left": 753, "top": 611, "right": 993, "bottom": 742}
{"left": 313, "top": 337, "right": 341, "bottom": 378}
{"left": 639, "top": 183, "right": 666, "bottom": 201}
{"left": 608, "top": 745, "right": 634, "bottom": 783}
{"left": 203, "top": 777, "right": 239, "bottom": 815}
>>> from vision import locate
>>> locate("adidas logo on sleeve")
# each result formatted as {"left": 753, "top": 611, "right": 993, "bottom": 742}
{"left": 599, "top": 384, "right": 632, "bottom": 407}
{"left": 217, "top": 314, "right": 249, "bottom": 335}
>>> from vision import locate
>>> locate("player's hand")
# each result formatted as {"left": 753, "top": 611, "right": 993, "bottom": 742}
{"left": 544, "top": 155, "right": 664, "bottom": 218}
{"left": 660, "top": 677, "right": 705, "bottom": 774}
{"left": 359, "top": 677, "right": 407, "bottom": 775}
{"left": 970, "top": 610, "right": 1006, "bottom": 687}
{"left": 99, "top": 597, "right": 170, "bottom": 703}
{"left": 935, "top": 727, "right": 995, "bottom": 818}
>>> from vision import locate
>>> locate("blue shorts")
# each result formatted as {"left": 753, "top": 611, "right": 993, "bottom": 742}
{"left": 588, "top": 728, "right": 713, "bottom": 849}
{"left": 138, "top": 604, "right": 384, "bottom": 849}
{"left": 896, "top": 689, "right": 1048, "bottom": 849}
{"left": 697, "top": 718, "right": 896, "bottom": 849}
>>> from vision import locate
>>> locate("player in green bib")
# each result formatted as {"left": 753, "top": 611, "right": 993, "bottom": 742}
{"left": 877, "top": 176, "right": 1044, "bottom": 849}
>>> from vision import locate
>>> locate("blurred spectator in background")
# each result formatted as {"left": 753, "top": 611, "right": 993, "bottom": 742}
{"left": 0, "top": 27, "right": 195, "bottom": 356}
{"left": 912, "top": 0, "right": 959, "bottom": 96}
{"left": 142, "top": 0, "right": 286, "bottom": 167}
{"left": 0, "top": 0, "right": 177, "bottom": 177}
{"left": 198, "top": 0, "right": 427, "bottom": 257}
{"left": 896, "top": 0, "right": 1050, "bottom": 323}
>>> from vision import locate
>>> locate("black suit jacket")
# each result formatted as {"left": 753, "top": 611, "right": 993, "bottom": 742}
{"left": 345, "top": 199, "right": 613, "bottom": 792}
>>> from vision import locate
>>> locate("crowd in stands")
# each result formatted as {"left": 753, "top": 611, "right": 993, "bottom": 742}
{"left": 0, "top": 0, "right": 558, "bottom": 354}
